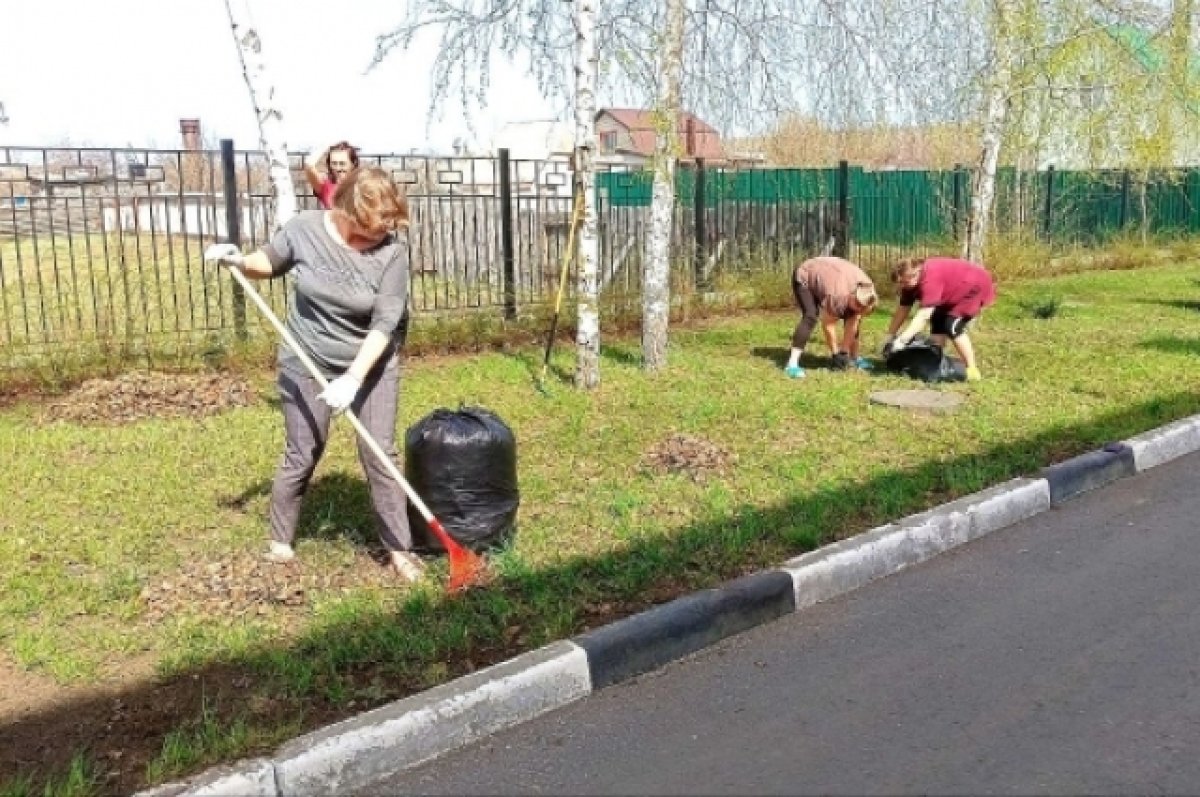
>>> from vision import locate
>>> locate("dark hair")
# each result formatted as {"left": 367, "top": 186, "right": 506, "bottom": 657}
{"left": 325, "top": 141, "right": 360, "bottom": 177}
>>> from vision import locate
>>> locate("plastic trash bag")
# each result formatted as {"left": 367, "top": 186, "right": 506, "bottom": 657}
{"left": 885, "top": 337, "right": 966, "bottom": 383}
{"left": 404, "top": 407, "right": 519, "bottom": 553}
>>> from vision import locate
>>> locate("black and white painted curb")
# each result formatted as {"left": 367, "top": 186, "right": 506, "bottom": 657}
{"left": 137, "top": 412, "right": 1200, "bottom": 797}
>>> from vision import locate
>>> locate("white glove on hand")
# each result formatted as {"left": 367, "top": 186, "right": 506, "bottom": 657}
{"left": 318, "top": 374, "right": 362, "bottom": 414}
{"left": 892, "top": 335, "right": 911, "bottom": 351}
{"left": 203, "top": 243, "right": 245, "bottom": 269}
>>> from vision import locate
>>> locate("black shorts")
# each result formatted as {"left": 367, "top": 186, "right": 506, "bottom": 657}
{"left": 930, "top": 308, "right": 974, "bottom": 339}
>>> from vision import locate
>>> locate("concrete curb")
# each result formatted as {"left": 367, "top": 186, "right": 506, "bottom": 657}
{"left": 136, "top": 412, "right": 1200, "bottom": 797}
{"left": 1041, "top": 443, "right": 1136, "bottom": 505}
{"left": 134, "top": 759, "right": 276, "bottom": 797}
{"left": 1123, "top": 415, "right": 1200, "bottom": 472}
{"left": 274, "top": 640, "right": 591, "bottom": 796}
{"left": 783, "top": 478, "right": 1050, "bottom": 610}
{"left": 573, "top": 570, "right": 796, "bottom": 689}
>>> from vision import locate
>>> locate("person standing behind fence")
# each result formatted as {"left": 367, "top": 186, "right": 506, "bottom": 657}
{"left": 784, "top": 255, "right": 879, "bottom": 379}
{"left": 304, "top": 141, "right": 359, "bottom": 209}
{"left": 882, "top": 256, "right": 996, "bottom": 382}
{"left": 203, "top": 167, "right": 425, "bottom": 582}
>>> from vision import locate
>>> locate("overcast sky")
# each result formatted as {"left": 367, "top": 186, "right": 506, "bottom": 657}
{"left": 1, "top": 0, "right": 567, "bottom": 154}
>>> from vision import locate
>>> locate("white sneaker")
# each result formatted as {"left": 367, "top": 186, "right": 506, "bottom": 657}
{"left": 389, "top": 551, "right": 427, "bottom": 582}
{"left": 264, "top": 541, "right": 296, "bottom": 563}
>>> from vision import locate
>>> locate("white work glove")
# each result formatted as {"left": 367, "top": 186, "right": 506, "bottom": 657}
{"left": 203, "top": 243, "right": 245, "bottom": 269}
{"left": 318, "top": 374, "right": 362, "bottom": 414}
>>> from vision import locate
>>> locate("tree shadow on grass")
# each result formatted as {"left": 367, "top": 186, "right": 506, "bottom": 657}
{"left": 7, "top": 391, "right": 1200, "bottom": 795}
{"left": 1132, "top": 298, "right": 1200, "bottom": 313}
{"left": 751, "top": 346, "right": 877, "bottom": 375}
{"left": 217, "top": 472, "right": 388, "bottom": 550}
{"left": 1140, "top": 336, "right": 1200, "bottom": 357}
{"left": 499, "top": 349, "right": 572, "bottom": 395}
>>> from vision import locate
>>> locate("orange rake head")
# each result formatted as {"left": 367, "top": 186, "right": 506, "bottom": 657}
{"left": 426, "top": 517, "right": 489, "bottom": 593}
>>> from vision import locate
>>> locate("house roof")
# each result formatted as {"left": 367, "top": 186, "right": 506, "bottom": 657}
{"left": 599, "top": 108, "right": 725, "bottom": 160}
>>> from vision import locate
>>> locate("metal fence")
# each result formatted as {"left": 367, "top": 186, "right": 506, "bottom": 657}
{"left": 1, "top": 142, "right": 1198, "bottom": 366}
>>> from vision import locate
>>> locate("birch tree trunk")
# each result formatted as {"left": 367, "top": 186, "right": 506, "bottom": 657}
{"left": 641, "top": 0, "right": 684, "bottom": 371}
{"left": 963, "top": 0, "right": 1018, "bottom": 263}
{"left": 224, "top": 0, "right": 297, "bottom": 232}
{"left": 574, "top": 0, "right": 601, "bottom": 390}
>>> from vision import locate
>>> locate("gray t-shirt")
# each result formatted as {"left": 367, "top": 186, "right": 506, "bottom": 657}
{"left": 264, "top": 210, "right": 409, "bottom": 379}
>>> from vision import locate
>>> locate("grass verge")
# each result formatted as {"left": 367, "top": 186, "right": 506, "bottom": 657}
{"left": 2, "top": 255, "right": 1200, "bottom": 794}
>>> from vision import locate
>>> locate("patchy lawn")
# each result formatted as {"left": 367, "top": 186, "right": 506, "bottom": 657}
{"left": 4, "top": 261, "right": 1200, "bottom": 794}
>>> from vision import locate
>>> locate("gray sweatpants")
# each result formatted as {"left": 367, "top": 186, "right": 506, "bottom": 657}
{"left": 269, "top": 360, "right": 413, "bottom": 552}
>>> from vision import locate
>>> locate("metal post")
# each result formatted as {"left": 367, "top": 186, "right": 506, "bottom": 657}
{"left": 1042, "top": 165, "right": 1056, "bottom": 239}
{"left": 498, "top": 148, "right": 517, "bottom": 320}
{"left": 1119, "top": 169, "right": 1131, "bottom": 230}
{"left": 952, "top": 164, "right": 964, "bottom": 240}
{"left": 220, "top": 139, "right": 247, "bottom": 340}
{"left": 693, "top": 159, "right": 708, "bottom": 291}
{"left": 835, "top": 160, "right": 850, "bottom": 258}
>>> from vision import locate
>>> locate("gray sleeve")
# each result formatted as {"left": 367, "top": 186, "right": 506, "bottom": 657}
{"left": 263, "top": 220, "right": 297, "bottom": 275}
{"left": 370, "top": 243, "right": 410, "bottom": 335}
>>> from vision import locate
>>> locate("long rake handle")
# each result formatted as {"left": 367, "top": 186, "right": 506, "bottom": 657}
{"left": 226, "top": 265, "right": 446, "bottom": 534}
{"left": 542, "top": 194, "right": 585, "bottom": 374}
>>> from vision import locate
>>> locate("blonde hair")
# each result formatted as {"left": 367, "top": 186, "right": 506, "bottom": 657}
{"left": 890, "top": 257, "right": 924, "bottom": 284}
{"left": 332, "top": 167, "right": 409, "bottom": 236}
{"left": 854, "top": 282, "right": 878, "bottom": 313}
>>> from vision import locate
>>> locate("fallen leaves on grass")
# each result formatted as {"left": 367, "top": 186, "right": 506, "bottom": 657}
{"left": 642, "top": 433, "right": 736, "bottom": 483}
{"left": 42, "top": 371, "right": 257, "bottom": 425}
{"left": 139, "top": 550, "right": 398, "bottom": 623}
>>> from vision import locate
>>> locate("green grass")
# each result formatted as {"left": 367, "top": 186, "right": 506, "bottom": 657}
{"left": 5, "top": 256, "right": 1200, "bottom": 792}
{"left": 0, "top": 755, "right": 99, "bottom": 797}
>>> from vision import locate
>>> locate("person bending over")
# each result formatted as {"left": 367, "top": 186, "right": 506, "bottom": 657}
{"left": 883, "top": 255, "right": 996, "bottom": 382}
{"left": 785, "top": 255, "right": 879, "bottom": 379}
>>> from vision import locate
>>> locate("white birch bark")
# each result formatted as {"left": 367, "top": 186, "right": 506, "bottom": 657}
{"left": 224, "top": 0, "right": 297, "bottom": 232}
{"left": 641, "top": 0, "right": 684, "bottom": 371}
{"left": 574, "top": 0, "right": 601, "bottom": 390}
{"left": 963, "top": 0, "right": 1017, "bottom": 263}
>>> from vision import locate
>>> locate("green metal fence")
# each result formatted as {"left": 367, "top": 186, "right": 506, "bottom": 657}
{"left": 597, "top": 164, "right": 1200, "bottom": 248}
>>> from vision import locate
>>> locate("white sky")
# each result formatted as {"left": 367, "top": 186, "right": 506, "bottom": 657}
{"left": 1, "top": 0, "right": 567, "bottom": 154}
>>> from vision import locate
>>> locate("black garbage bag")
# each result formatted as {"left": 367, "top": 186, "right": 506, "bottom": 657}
{"left": 885, "top": 338, "right": 966, "bottom": 383}
{"left": 404, "top": 407, "right": 519, "bottom": 553}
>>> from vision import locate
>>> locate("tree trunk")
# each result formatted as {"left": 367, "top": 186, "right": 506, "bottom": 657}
{"left": 964, "top": 0, "right": 1020, "bottom": 263}
{"left": 224, "top": 0, "right": 297, "bottom": 232}
{"left": 574, "top": 0, "right": 601, "bottom": 390}
{"left": 641, "top": 0, "right": 684, "bottom": 371}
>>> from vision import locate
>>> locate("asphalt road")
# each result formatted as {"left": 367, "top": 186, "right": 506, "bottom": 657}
{"left": 374, "top": 450, "right": 1200, "bottom": 795}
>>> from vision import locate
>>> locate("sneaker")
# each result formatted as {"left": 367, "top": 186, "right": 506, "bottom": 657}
{"left": 966, "top": 366, "right": 982, "bottom": 382}
{"left": 264, "top": 541, "right": 296, "bottom": 563}
{"left": 784, "top": 365, "right": 805, "bottom": 379}
{"left": 854, "top": 356, "right": 873, "bottom": 371}
{"left": 390, "top": 551, "right": 427, "bottom": 582}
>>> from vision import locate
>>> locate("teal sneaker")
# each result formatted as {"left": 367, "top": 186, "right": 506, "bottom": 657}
{"left": 785, "top": 365, "right": 805, "bottom": 379}
{"left": 854, "top": 356, "right": 873, "bottom": 371}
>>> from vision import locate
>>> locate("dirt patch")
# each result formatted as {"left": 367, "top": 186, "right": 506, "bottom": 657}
{"left": 139, "top": 549, "right": 398, "bottom": 624}
{"left": 39, "top": 371, "right": 258, "bottom": 425}
{"left": 642, "top": 433, "right": 737, "bottom": 483}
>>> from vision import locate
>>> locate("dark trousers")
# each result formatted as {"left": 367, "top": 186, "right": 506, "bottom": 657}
{"left": 791, "top": 279, "right": 820, "bottom": 350}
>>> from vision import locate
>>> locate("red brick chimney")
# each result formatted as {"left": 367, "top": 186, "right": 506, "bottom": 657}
{"left": 180, "top": 118, "right": 201, "bottom": 151}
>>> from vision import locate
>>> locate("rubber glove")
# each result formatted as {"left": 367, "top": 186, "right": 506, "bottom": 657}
{"left": 318, "top": 374, "right": 362, "bottom": 414}
{"left": 203, "top": 243, "right": 244, "bottom": 269}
